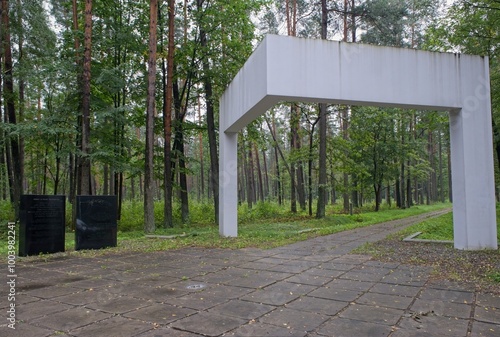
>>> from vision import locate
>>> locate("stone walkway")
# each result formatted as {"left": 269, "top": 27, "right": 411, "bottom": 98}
{"left": 2, "top": 210, "right": 499, "bottom": 337}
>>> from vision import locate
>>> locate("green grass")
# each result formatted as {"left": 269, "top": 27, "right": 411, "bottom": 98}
{"left": 1, "top": 201, "right": 452, "bottom": 259}
{"left": 397, "top": 206, "right": 500, "bottom": 242}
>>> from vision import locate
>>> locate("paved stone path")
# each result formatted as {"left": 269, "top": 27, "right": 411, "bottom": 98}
{"left": 2, "top": 209, "right": 499, "bottom": 337}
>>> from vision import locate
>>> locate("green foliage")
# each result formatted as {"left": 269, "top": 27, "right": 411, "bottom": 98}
{"left": 489, "top": 271, "right": 500, "bottom": 283}
{"left": 0, "top": 201, "right": 15, "bottom": 241}
{"left": 3, "top": 202, "right": 451, "bottom": 257}
{"left": 360, "top": 0, "right": 441, "bottom": 47}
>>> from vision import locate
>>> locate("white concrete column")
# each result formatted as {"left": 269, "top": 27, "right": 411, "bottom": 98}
{"left": 449, "top": 59, "right": 497, "bottom": 249}
{"left": 219, "top": 131, "right": 238, "bottom": 237}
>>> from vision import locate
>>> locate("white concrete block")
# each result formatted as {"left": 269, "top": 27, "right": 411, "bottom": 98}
{"left": 219, "top": 35, "right": 497, "bottom": 250}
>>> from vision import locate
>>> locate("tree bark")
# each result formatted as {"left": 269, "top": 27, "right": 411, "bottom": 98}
{"left": 254, "top": 143, "right": 264, "bottom": 202}
{"left": 144, "top": 0, "right": 158, "bottom": 233}
{"left": 2, "top": 0, "right": 22, "bottom": 216}
{"left": 198, "top": 16, "right": 219, "bottom": 223}
{"left": 342, "top": 109, "right": 350, "bottom": 212}
{"left": 262, "top": 148, "right": 269, "bottom": 199}
{"left": 79, "top": 0, "right": 93, "bottom": 196}
{"left": 162, "top": 0, "right": 175, "bottom": 228}
{"left": 272, "top": 118, "right": 282, "bottom": 205}
{"left": 316, "top": 0, "right": 329, "bottom": 219}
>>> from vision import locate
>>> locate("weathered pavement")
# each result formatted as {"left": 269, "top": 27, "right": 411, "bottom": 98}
{"left": 2, "top": 209, "right": 499, "bottom": 337}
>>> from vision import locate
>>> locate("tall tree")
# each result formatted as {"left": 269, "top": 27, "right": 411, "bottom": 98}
{"left": 2, "top": 0, "right": 22, "bottom": 215}
{"left": 163, "top": 0, "right": 175, "bottom": 227}
{"left": 78, "top": 0, "right": 93, "bottom": 195}
{"left": 316, "top": 0, "right": 328, "bottom": 218}
{"left": 144, "top": 0, "right": 158, "bottom": 233}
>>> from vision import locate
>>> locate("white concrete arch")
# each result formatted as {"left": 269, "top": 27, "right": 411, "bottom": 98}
{"left": 219, "top": 34, "right": 497, "bottom": 250}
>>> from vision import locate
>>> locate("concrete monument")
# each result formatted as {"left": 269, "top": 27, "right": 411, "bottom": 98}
{"left": 219, "top": 35, "right": 497, "bottom": 250}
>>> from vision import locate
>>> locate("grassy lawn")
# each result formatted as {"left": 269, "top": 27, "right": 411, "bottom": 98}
{"left": 397, "top": 207, "right": 500, "bottom": 242}
{"left": 2, "top": 202, "right": 451, "bottom": 259}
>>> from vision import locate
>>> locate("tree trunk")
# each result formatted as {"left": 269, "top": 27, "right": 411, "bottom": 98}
{"left": 17, "top": 0, "right": 25, "bottom": 200}
{"left": 406, "top": 114, "right": 413, "bottom": 208}
{"left": 400, "top": 162, "right": 406, "bottom": 208}
{"left": 144, "top": 0, "right": 158, "bottom": 233}
{"left": 239, "top": 145, "right": 246, "bottom": 203}
{"left": 2, "top": 0, "right": 22, "bottom": 216}
{"left": 308, "top": 120, "right": 316, "bottom": 216}
{"left": 296, "top": 162, "right": 306, "bottom": 210}
{"left": 199, "top": 27, "right": 219, "bottom": 224}
{"left": 330, "top": 169, "right": 337, "bottom": 205}
{"left": 262, "top": 148, "right": 269, "bottom": 199}
{"left": 317, "top": 0, "right": 328, "bottom": 219}
{"left": 70, "top": 0, "right": 80, "bottom": 215}
{"left": 395, "top": 178, "right": 401, "bottom": 208}
{"left": 342, "top": 108, "right": 350, "bottom": 212}
{"left": 374, "top": 183, "right": 382, "bottom": 211}
{"left": 103, "top": 164, "right": 109, "bottom": 195}
{"left": 79, "top": 0, "right": 93, "bottom": 196}
{"left": 438, "top": 129, "right": 444, "bottom": 202}
{"left": 242, "top": 137, "right": 253, "bottom": 209}
{"left": 254, "top": 143, "right": 264, "bottom": 202}
{"left": 271, "top": 116, "right": 282, "bottom": 204}
{"left": 351, "top": 175, "right": 359, "bottom": 208}
{"left": 274, "top": 137, "right": 282, "bottom": 205}
{"left": 162, "top": 0, "right": 175, "bottom": 228}
{"left": 198, "top": 96, "right": 205, "bottom": 200}
{"left": 427, "top": 129, "right": 433, "bottom": 205}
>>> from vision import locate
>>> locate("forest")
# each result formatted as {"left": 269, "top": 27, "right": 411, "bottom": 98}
{"left": 1, "top": 0, "right": 499, "bottom": 233}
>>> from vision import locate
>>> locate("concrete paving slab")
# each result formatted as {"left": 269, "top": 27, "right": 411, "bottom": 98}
{"left": 356, "top": 292, "right": 414, "bottom": 310}
{"left": 86, "top": 295, "right": 152, "bottom": 314}
{"left": 0, "top": 321, "right": 53, "bottom": 337}
{"left": 30, "top": 307, "right": 113, "bottom": 331}
{"left": 20, "top": 285, "right": 81, "bottom": 299}
{"left": 63, "top": 276, "right": 117, "bottom": 290}
{"left": 170, "top": 311, "right": 246, "bottom": 336}
{"left": 136, "top": 327, "right": 204, "bottom": 336}
{"left": 4, "top": 209, "right": 494, "bottom": 337}
{"left": 475, "top": 305, "right": 500, "bottom": 324}
{"left": 286, "top": 296, "right": 348, "bottom": 316}
{"left": 70, "top": 316, "right": 153, "bottom": 337}
{"left": 166, "top": 285, "right": 251, "bottom": 310}
{"left": 469, "top": 321, "right": 499, "bottom": 337}
{"left": 225, "top": 270, "right": 293, "bottom": 289}
{"left": 339, "top": 303, "right": 402, "bottom": 325}
{"left": 259, "top": 307, "right": 329, "bottom": 332}
{"left": 326, "top": 278, "right": 375, "bottom": 291}
{"left": 369, "top": 283, "right": 421, "bottom": 297}
{"left": 397, "top": 315, "right": 470, "bottom": 336}
{"left": 18, "top": 299, "right": 74, "bottom": 320}
{"left": 122, "top": 302, "right": 196, "bottom": 324}
{"left": 410, "top": 298, "right": 472, "bottom": 319}
{"left": 225, "top": 321, "right": 308, "bottom": 337}
{"left": 304, "top": 267, "right": 345, "bottom": 278}
{"left": 476, "top": 293, "right": 500, "bottom": 308}
{"left": 285, "top": 272, "right": 333, "bottom": 286}
{"left": 309, "top": 287, "right": 363, "bottom": 302}
{"left": 240, "top": 287, "right": 305, "bottom": 306}
{"left": 54, "top": 289, "right": 115, "bottom": 306}
{"left": 316, "top": 317, "right": 393, "bottom": 337}
{"left": 208, "top": 299, "right": 275, "bottom": 319}
{"left": 419, "top": 288, "right": 475, "bottom": 304}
